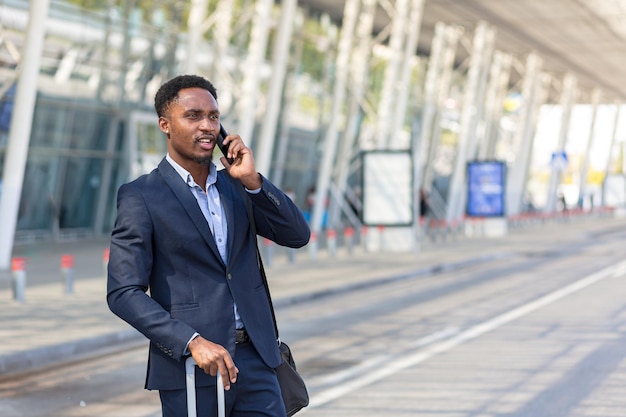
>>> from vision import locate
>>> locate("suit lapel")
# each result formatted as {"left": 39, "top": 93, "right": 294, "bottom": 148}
{"left": 157, "top": 158, "right": 223, "bottom": 263}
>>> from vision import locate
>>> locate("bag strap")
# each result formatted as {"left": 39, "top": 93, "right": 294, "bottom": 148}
{"left": 229, "top": 174, "right": 280, "bottom": 340}
{"left": 257, "top": 245, "right": 280, "bottom": 340}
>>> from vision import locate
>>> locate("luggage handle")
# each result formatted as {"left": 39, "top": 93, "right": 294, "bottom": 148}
{"left": 185, "top": 357, "right": 225, "bottom": 417}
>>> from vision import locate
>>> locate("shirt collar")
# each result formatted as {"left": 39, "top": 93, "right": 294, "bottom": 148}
{"left": 165, "top": 153, "right": 217, "bottom": 189}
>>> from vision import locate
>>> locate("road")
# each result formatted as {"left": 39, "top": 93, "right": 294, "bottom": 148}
{"left": 2, "top": 223, "right": 626, "bottom": 417}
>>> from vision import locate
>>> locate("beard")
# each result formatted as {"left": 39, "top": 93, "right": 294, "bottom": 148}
{"left": 193, "top": 155, "right": 213, "bottom": 165}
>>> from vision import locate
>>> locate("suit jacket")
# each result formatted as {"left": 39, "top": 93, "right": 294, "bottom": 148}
{"left": 107, "top": 158, "right": 310, "bottom": 390}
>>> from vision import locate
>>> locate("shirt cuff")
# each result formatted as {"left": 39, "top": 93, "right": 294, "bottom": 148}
{"left": 184, "top": 332, "right": 200, "bottom": 355}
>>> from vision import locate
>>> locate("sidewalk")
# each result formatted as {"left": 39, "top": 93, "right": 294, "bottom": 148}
{"left": 1, "top": 212, "right": 624, "bottom": 377}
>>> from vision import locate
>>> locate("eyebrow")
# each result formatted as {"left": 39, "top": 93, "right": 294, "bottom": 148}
{"left": 184, "top": 108, "right": 219, "bottom": 115}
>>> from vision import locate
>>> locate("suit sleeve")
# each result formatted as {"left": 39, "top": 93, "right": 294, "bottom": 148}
{"left": 248, "top": 175, "right": 311, "bottom": 247}
{"left": 106, "top": 183, "right": 196, "bottom": 361}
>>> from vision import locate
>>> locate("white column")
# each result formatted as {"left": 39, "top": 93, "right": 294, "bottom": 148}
{"left": 511, "top": 71, "right": 550, "bottom": 217}
{"left": 54, "top": 48, "right": 79, "bottom": 84}
{"left": 392, "top": 0, "right": 425, "bottom": 137}
{"left": 603, "top": 103, "right": 623, "bottom": 188}
{"left": 505, "top": 54, "right": 543, "bottom": 216}
{"left": 376, "top": 0, "right": 409, "bottom": 148}
{"left": 256, "top": 0, "right": 297, "bottom": 176}
{"left": 545, "top": 73, "right": 578, "bottom": 213}
{"left": 329, "top": 0, "right": 377, "bottom": 228}
{"left": 466, "top": 24, "right": 495, "bottom": 161}
{"left": 446, "top": 23, "right": 489, "bottom": 223}
{"left": 186, "top": 0, "right": 208, "bottom": 74}
{"left": 421, "top": 25, "right": 461, "bottom": 193}
{"left": 272, "top": 14, "right": 304, "bottom": 188}
{"left": 479, "top": 51, "right": 512, "bottom": 159}
{"left": 0, "top": 0, "right": 51, "bottom": 270}
{"left": 211, "top": 1, "right": 235, "bottom": 88}
{"left": 415, "top": 22, "right": 446, "bottom": 193}
{"left": 578, "top": 88, "right": 601, "bottom": 207}
{"left": 310, "top": 0, "right": 359, "bottom": 236}
{"left": 238, "top": 0, "right": 273, "bottom": 144}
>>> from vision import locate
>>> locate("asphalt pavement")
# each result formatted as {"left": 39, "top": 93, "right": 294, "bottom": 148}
{"left": 0, "top": 210, "right": 624, "bottom": 378}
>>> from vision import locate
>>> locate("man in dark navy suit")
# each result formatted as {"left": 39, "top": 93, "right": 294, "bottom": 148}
{"left": 107, "top": 74, "right": 310, "bottom": 417}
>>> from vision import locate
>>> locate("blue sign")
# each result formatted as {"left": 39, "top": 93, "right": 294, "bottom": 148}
{"left": 466, "top": 161, "right": 506, "bottom": 217}
{"left": 550, "top": 150, "right": 568, "bottom": 170}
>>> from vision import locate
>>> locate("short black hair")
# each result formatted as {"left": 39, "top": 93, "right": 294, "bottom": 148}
{"left": 154, "top": 75, "right": 218, "bottom": 117}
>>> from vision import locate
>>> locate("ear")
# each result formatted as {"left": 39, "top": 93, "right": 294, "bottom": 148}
{"left": 158, "top": 117, "right": 170, "bottom": 135}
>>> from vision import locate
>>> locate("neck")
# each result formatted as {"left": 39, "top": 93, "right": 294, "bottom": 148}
{"left": 189, "top": 165, "right": 209, "bottom": 188}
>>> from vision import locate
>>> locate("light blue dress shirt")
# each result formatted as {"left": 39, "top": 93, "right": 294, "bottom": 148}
{"left": 165, "top": 155, "right": 245, "bottom": 333}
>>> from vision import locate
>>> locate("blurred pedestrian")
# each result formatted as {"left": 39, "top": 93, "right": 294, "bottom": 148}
{"left": 419, "top": 188, "right": 428, "bottom": 218}
{"left": 106, "top": 74, "right": 310, "bottom": 417}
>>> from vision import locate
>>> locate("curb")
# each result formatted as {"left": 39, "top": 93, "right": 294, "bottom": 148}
{"left": 0, "top": 252, "right": 509, "bottom": 378}
{"left": 274, "top": 251, "right": 511, "bottom": 307}
{"left": 0, "top": 329, "right": 146, "bottom": 379}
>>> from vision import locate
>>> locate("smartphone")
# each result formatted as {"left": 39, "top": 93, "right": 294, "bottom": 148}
{"left": 217, "top": 124, "right": 234, "bottom": 164}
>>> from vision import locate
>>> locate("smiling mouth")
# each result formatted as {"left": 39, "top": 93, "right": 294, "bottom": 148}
{"left": 196, "top": 135, "right": 215, "bottom": 144}
{"left": 195, "top": 136, "right": 216, "bottom": 152}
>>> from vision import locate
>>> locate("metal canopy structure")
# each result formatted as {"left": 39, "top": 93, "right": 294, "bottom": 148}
{"left": 1, "top": 0, "right": 625, "bottom": 263}
{"left": 303, "top": 0, "right": 626, "bottom": 101}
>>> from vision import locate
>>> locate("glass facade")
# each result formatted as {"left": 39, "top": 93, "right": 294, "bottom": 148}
{"left": 0, "top": 0, "right": 326, "bottom": 243}
{"left": 13, "top": 95, "right": 130, "bottom": 241}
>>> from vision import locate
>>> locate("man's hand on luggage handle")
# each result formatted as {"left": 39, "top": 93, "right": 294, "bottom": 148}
{"left": 188, "top": 335, "right": 239, "bottom": 390}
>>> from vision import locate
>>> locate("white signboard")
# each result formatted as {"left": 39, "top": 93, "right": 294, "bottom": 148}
{"left": 362, "top": 151, "right": 413, "bottom": 226}
{"left": 604, "top": 174, "right": 626, "bottom": 207}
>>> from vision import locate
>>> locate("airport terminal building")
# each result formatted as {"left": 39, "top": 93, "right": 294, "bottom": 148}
{"left": 1, "top": 0, "right": 625, "bottom": 259}
{"left": 0, "top": 0, "right": 322, "bottom": 244}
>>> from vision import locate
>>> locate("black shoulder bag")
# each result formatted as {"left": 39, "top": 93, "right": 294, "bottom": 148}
{"left": 234, "top": 177, "right": 309, "bottom": 416}
{"left": 259, "top": 248, "right": 309, "bottom": 416}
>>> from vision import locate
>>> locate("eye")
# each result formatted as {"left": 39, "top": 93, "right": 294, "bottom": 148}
{"left": 210, "top": 114, "right": 220, "bottom": 121}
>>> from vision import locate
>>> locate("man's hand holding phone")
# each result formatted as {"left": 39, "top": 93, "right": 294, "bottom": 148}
{"left": 217, "top": 124, "right": 234, "bottom": 164}
{"left": 217, "top": 124, "right": 262, "bottom": 190}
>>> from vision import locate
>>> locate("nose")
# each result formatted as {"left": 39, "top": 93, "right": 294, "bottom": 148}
{"left": 198, "top": 116, "right": 212, "bottom": 132}
{"left": 199, "top": 116, "right": 219, "bottom": 133}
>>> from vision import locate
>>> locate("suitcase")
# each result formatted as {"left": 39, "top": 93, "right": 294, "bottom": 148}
{"left": 185, "top": 357, "right": 225, "bottom": 417}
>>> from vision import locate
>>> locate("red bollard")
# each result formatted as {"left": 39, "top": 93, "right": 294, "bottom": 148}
{"left": 11, "top": 257, "right": 26, "bottom": 303}
{"left": 102, "top": 249, "right": 110, "bottom": 277}
{"left": 262, "top": 238, "right": 273, "bottom": 268}
{"left": 309, "top": 232, "right": 318, "bottom": 261}
{"left": 61, "top": 254, "right": 74, "bottom": 268}
{"left": 377, "top": 225, "right": 385, "bottom": 249}
{"left": 344, "top": 226, "right": 355, "bottom": 255}
{"left": 326, "top": 229, "right": 337, "bottom": 257}
{"left": 360, "top": 226, "right": 368, "bottom": 244}
{"left": 61, "top": 254, "right": 75, "bottom": 294}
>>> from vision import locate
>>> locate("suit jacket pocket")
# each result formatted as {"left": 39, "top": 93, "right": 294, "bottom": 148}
{"left": 168, "top": 302, "right": 200, "bottom": 312}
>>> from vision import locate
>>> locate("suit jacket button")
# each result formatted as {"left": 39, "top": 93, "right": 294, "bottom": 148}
{"left": 227, "top": 273, "right": 232, "bottom": 280}
{"left": 268, "top": 192, "right": 281, "bottom": 206}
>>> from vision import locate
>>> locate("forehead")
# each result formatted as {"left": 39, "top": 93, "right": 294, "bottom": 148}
{"left": 173, "top": 87, "right": 218, "bottom": 111}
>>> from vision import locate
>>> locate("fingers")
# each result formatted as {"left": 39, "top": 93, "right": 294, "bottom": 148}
{"left": 221, "top": 135, "right": 257, "bottom": 181}
{"left": 189, "top": 337, "right": 239, "bottom": 390}
{"left": 210, "top": 348, "right": 239, "bottom": 390}
{"left": 217, "top": 359, "right": 239, "bottom": 390}
{"left": 220, "top": 155, "right": 232, "bottom": 169}
{"left": 222, "top": 134, "right": 250, "bottom": 162}
{"left": 222, "top": 134, "right": 240, "bottom": 161}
